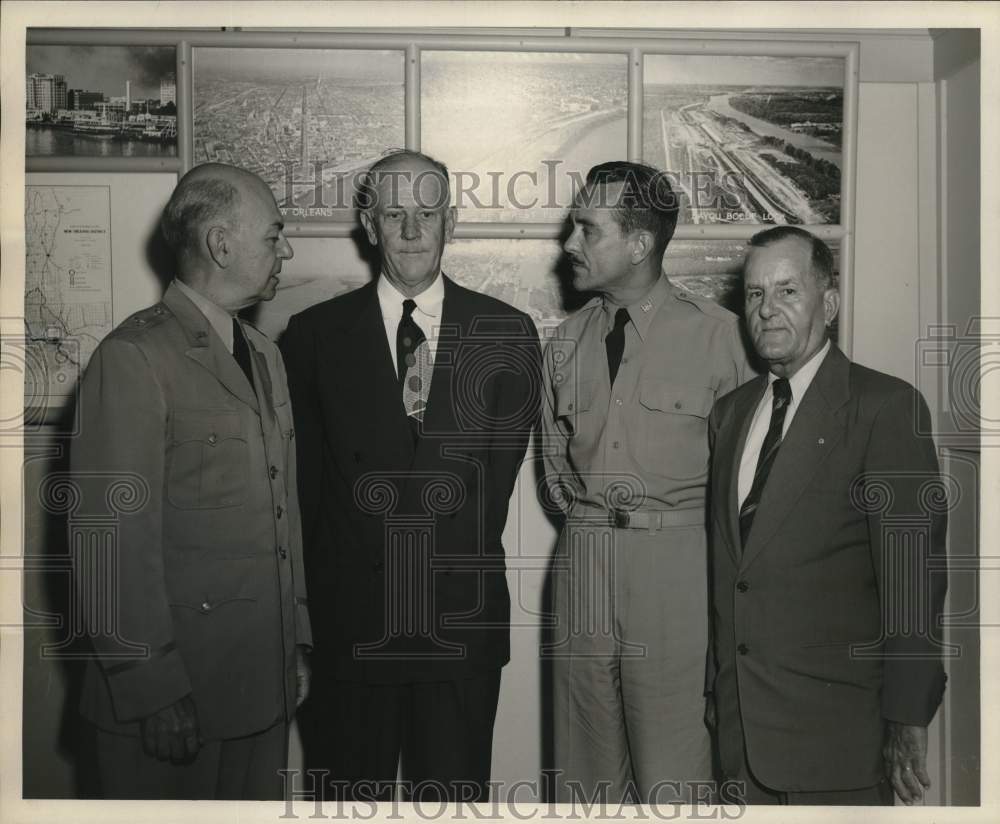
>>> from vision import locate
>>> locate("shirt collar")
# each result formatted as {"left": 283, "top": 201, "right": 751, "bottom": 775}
{"left": 602, "top": 273, "right": 671, "bottom": 342}
{"left": 377, "top": 271, "right": 445, "bottom": 322}
{"left": 174, "top": 277, "right": 237, "bottom": 354}
{"left": 768, "top": 338, "right": 831, "bottom": 405}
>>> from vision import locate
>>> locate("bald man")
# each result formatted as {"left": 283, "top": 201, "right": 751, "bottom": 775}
{"left": 71, "top": 164, "right": 312, "bottom": 799}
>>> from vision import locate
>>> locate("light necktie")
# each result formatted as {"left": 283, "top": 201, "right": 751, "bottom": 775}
{"left": 233, "top": 318, "right": 255, "bottom": 391}
{"left": 738, "top": 377, "right": 792, "bottom": 549}
{"left": 605, "top": 307, "right": 630, "bottom": 387}
{"left": 396, "top": 299, "right": 430, "bottom": 435}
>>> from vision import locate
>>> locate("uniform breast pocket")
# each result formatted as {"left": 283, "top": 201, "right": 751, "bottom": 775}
{"left": 167, "top": 411, "right": 249, "bottom": 510}
{"left": 633, "top": 380, "right": 715, "bottom": 478}
{"left": 554, "top": 379, "right": 596, "bottom": 438}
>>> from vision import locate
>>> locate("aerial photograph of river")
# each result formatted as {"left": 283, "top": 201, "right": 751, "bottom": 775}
{"left": 643, "top": 53, "right": 844, "bottom": 225}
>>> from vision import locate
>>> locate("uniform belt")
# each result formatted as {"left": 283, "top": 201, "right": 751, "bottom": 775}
{"left": 570, "top": 502, "right": 705, "bottom": 530}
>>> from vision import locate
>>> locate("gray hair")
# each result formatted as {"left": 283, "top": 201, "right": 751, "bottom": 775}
{"left": 161, "top": 174, "right": 242, "bottom": 255}
{"left": 747, "top": 225, "right": 835, "bottom": 290}
{"left": 354, "top": 149, "right": 451, "bottom": 212}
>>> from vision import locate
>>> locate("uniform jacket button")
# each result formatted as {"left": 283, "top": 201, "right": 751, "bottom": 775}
{"left": 737, "top": 643, "right": 749, "bottom": 655}
{"left": 270, "top": 466, "right": 279, "bottom": 479}
{"left": 736, "top": 580, "right": 749, "bottom": 593}
{"left": 278, "top": 546, "right": 287, "bottom": 559}
{"left": 200, "top": 601, "right": 211, "bottom": 613}
{"left": 208, "top": 433, "right": 217, "bottom": 445}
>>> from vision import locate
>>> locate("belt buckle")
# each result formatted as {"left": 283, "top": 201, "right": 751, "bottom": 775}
{"left": 611, "top": 508, "right": 630, "bottom": 528}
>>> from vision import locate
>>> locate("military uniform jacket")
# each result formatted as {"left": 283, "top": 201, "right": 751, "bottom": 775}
{"left": 707, "top": 345, "right": 948, "bottom": 791}
{"left": 72, "top": 282, "right": 311, "bottom": 741}
{"left": 281, "top": 275, "right": 542, "bottom": 684}
{"left": 542, "top": 277, "right": 753, "bottom": 514}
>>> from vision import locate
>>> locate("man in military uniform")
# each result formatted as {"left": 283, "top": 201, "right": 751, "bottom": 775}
{"left": 71, "top": 163, "right": 311, "bottom": 799}
{"left": 541, "top": 161, "right": 753, "bottom": 804}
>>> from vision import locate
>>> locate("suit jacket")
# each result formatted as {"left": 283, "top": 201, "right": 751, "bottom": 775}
{"left": 280, "top": 275, "right": 542, "bottom": 683}
{"left": 707, "top": 344, "right": 947, "bottom": 791}
{"left": 71, "top": 282, "right": 311, "bottom": 741}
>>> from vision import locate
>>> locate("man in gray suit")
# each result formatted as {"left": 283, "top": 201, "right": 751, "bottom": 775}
{"left": 72, "top": 163, "right": 311, "bottom": 799}
{"left": 707, "top": 226, "right": 947, "bottom": 805}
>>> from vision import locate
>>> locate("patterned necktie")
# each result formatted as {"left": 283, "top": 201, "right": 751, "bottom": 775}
{"left": 233, "top": 318, "right": 255, "bottom": 391}
{"left": 605, "top": 307, "right": 630, "bottom": 387}
{"left": 396, "top": 299, "right": 431, "bottom": 434}
{"left": 739, "top": 377, "right": 792, "bottom": 548}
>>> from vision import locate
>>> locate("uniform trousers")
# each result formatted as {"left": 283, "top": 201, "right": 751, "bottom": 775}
{"left": 300, "top": 668, "right": 502, "bottom": 802}
{"left": 86, "top": 719, "right": 288, "bottom": 799}
{"left": 549, "top": 516, "right": 712, "bottom": 803}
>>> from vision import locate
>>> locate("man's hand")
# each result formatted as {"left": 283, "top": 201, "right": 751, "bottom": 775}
{"left": 295, "top": 646, "right": 311, "bottom": 708}
{"left": 140, "top": 695, "right": 201, "bottom": 764}
{"left": 883, "top": 722, "right": 930, "bottom": 804}
{"left": 703, "top": 693, "right": 717, "bottom": 733}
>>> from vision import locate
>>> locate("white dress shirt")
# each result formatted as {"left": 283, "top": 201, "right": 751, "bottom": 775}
{"left": 174, "top": 277, "right": 237, "bottom": 353}
{"left": 737, "top": 339, "right": 831, "bottom": 507}
{"left": 377, "top": 272, "right": 444, "bottom": 378}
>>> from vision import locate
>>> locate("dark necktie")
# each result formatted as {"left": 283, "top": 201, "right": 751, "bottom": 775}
{"left": 396, "top": 299, "right": 429, "bottom": 434}
{"left": 605, "top": 307, "right": 630, "bottom": 387}
{"left": 738, "top": 377, "right": 792, "bottom": 548}
{"left": 233, "top": 318, "right": 255, "bottom": 391}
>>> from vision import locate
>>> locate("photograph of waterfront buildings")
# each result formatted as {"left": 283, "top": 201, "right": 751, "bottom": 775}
{"left": 26, "top": 45, "right": 177, "bottom": 156}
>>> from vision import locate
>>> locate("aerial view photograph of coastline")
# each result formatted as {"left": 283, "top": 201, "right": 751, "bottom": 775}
{"left": 25, "top": 45, "right": 178, "bottom": 157}
{"left": 193, "top": 48, "right": 405, "bottom": 220}
{"left": 421, "top": 52, "right": 628, "bottom": 223}
{"left": 643, "top": 54, "right": 844, "bottom": 225}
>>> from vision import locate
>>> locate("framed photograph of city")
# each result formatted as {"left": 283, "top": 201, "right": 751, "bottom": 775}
{"left": 421, "top": 51, "right": 628, "bottom": 224}
{"left": 25, "top": 45, "right": 178, "bottom": 157}
{"left": 643, "top": 53, "right": 846, "bottom": 226}
{"left": 192, "top": 48, "right": 405, "bottom": 222}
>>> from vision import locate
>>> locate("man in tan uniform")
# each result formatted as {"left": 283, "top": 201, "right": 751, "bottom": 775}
{"left": 72, "top": 164, "right": 311, "bottom": 799}
{"left": 541, "top": 161, "right": 752, "bottom": 804}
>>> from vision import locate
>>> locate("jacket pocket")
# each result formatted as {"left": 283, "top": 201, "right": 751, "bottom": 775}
{"left": 167, "top": 410, "right": 248, "bottom": 510}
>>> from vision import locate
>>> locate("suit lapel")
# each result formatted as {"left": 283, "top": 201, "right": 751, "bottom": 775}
{"left": 740, "top": 346, "right": 851, "bottom": 570}
{"left": 715, "top": 377, "right": 767, "bottom": 566}
{"left": 344, "top": 283, "right": 416, "bottom": 465}
{"left": 163, "top": 283, "right": 260, "bottom": 413}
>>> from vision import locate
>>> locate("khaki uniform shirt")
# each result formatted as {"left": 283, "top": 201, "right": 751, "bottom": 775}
{"left": 542, "top": 274, "right": 754, "bottom": 514}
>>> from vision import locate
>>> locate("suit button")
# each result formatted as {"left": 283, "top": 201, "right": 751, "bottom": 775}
{"left": 200, "top": 601, "right": 211, "bottom": 613}
{"left": 270, "top": 465, "right": 279, "bottom": 479}
{"left": 208, "top": 433, "right": 218, "bottom": 445}
{"left": 736, "top": 580, "right": 749, "bottom": 593}
{"left": 278, "top": 546, "right": 287, "bottom": 559}
{"left": 276, "top": 505, "right": 284, "bottom": 519}
{"left": 737, "top": 643, "right": 749, "bottom": 655}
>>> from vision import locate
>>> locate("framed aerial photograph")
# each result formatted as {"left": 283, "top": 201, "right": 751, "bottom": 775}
{"left": 192, "top": 47, "right": 405, "bottom": 221}
{"left": 25, "top": 45, "right": 178, "bottom": 158}
{"left": 422, "top": 51, "right": 628, "bottom": 224}
{"left": 643, "top": 53, "right": 846, "bottom": 226}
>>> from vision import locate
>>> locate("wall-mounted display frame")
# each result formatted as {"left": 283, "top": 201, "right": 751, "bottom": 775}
{"left": 25, "top": 28, "right": 859, "bottom": 350}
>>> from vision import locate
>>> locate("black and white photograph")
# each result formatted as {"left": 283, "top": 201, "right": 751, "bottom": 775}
{"left": 421, "top": 51, "right": 628, "bottom": 223}
{"left": 193, "top": 47, "right": 406, "bottom": 221}
{"left": 1, "top": 4, "right": 992, "bottom": 823}
{"left": 642, "top": 54, "right": 844, "bottom": 225}
{"left": 25, "top": 45, "right": 178, "bottom": 157}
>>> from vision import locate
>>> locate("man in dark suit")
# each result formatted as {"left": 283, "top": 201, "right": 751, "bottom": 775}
{"left": 707, "top": 226, "right": 947, "bottom": 805}
{"left": 71, "top": 163, "right": 311, "bottom": 799}
{"left": 280, "top": 150, "right": 541, "bottom": 801}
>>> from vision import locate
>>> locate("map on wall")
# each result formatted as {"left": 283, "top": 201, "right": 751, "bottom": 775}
{"left": 24, "top": 185, "right": 114, "bottom": 407}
